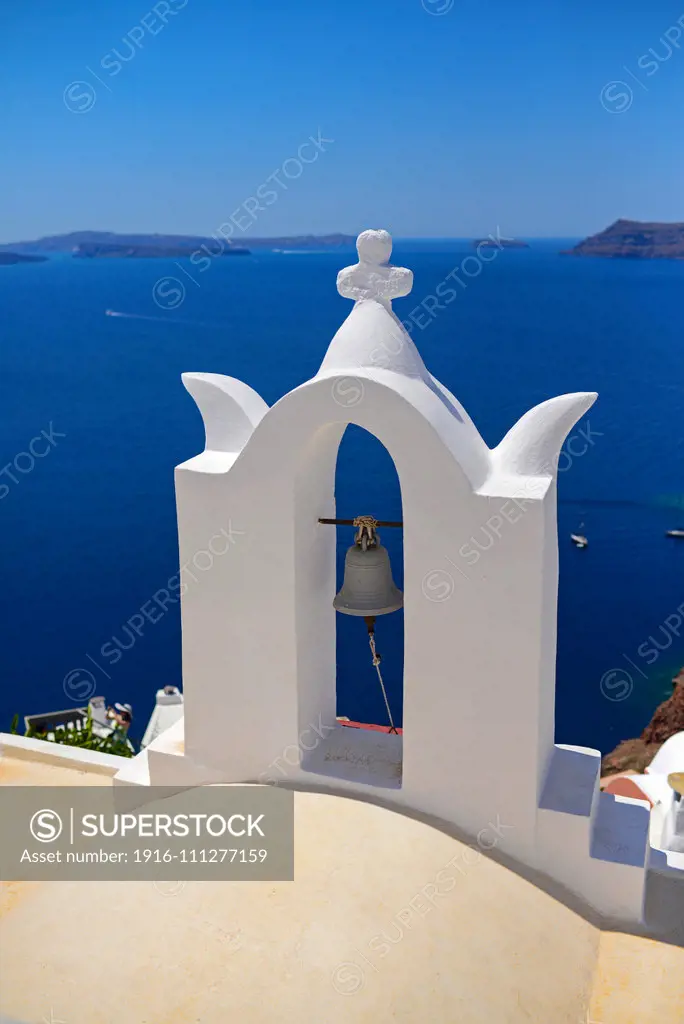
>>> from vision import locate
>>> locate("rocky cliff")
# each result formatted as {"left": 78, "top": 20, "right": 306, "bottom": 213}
{"left": 563, "top": 219, "right": 684, "bottom": 259}
{"left": 601, "top": 668, "right": 684, "bottom": 777}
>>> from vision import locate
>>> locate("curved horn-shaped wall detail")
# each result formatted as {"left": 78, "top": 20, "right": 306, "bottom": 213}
{"left": 492, "top": 391, "right": 598, "bottom": 478}
{"left": 182, "top": 372, "right": 269, "bottom": 454}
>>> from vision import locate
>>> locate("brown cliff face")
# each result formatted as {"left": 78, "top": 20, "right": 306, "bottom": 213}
{"left": 562, "top": 219, "right": 684, "bottom": 259}
{"left": 601, "top": 668, "right": 684, "bottom": 778}
{"left": 641, "top": 669, "right": 684, "bottom": 743}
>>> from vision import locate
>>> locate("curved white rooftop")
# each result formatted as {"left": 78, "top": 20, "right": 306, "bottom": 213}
{"left": 1, "top": 744, "right": 683, "bottom": 1024}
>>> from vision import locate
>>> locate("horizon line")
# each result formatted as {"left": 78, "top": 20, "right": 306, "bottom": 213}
{"left": 0, "top": 230, "right": 587, "bottom": 246}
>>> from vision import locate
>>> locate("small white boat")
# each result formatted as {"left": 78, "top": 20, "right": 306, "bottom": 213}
{"left": 666, "top": 529, "right": 684, "bottom": 538}
{"left": 571, "top": 533, "right": 588, "bottom": 548}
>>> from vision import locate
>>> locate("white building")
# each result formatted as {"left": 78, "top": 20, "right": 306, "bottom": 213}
{"left": 140, "top": 685, "right": 184, "bottom": 749}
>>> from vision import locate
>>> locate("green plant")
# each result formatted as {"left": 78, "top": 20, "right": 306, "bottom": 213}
{"left": 16, "top": 706, "right": 135, "bottom": 757}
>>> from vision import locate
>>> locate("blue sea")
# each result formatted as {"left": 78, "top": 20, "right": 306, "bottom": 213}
{"left": 1, "top": 239, "right": 684, "bottom": 754}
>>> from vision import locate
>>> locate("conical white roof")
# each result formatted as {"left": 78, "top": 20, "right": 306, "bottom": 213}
{"left": 317, "top": 229, "right": 432, "bottom": 381}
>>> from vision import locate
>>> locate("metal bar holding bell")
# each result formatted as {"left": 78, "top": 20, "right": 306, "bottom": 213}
{"left": 318, "top": 518, "right": 403, "bottom": 527}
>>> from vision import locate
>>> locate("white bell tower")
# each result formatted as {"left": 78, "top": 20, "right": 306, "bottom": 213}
{"left": 117, "top": 229, "right": 684, "bottom": 934}
{"left": 169, "top": 230, "right": 594, "bottom": 860}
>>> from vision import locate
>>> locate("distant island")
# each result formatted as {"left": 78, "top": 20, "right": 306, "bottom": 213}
{"left": 245, "top": 233, "right": 356, "bottom": 250}
{"left": 563, "top": 219, "right": 684, "bottom": 259}
{"left": 73, "top": 241, "right": 250, "bottom": 259}
{"left": 0, "top": 252, "right": 48, "bottom": 265}
{"left": 472, "top": 238, "right": 529, "bottom": 249}
{"left": 0, "top": 231, "right": 357, "bottom": 258}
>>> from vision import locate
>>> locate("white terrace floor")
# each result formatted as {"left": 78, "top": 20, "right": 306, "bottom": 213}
{"left": 0, "top": 741, "right": 682, "bottom": 1024}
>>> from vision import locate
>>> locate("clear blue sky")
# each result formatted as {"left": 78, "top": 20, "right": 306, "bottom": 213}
{"left": 1, "top": 0, "right": 682, "bottom": 241}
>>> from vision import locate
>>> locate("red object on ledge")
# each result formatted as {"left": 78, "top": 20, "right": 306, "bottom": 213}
{"left": 337, "top": 717, "right": 403, "bottom": 735}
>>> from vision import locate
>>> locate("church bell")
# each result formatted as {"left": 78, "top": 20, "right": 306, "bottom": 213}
{"left": 333, "top": 517, "right": 403, "bottom": 617}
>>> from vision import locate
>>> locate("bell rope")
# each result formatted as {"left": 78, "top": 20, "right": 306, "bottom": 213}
{"left": 366, "top": 619, "right": 398, "bottom": 734}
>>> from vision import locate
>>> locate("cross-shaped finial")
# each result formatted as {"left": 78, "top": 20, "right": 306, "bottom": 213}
{"left": 337, "top": 229, "right": 413, "bottom": 304}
